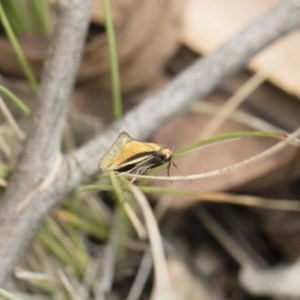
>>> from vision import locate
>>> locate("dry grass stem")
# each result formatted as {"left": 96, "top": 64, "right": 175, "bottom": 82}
{"left": 0, "top": 96, "right": 26, "bottom": 140}
{"left": 196, "top": 208, "right": 261, "bottom": 268}
{"left": 200, "top": 69, "right": 270, "bottom": 138}
{"left": 126, "top": 249, "right": 152, "bottom": 300}
{"left": 127, "top": 182, "right": 178, "bottom": 300}
{"left": 193, "top": 101, "right": 285, "bottom": 133}
{"left": 124, "top": 126, "right": 300, "bottom": 182}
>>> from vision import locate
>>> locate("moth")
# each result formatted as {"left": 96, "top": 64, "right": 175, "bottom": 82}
{"left": 99, "top": 130, "right": 178, "bottom": 176}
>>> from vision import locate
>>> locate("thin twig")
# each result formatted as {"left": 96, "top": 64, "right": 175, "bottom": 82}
{"left": 123, "top": 126, "right": 300, "bottom": 181}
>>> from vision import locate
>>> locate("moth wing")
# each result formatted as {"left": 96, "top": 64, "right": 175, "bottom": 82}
{"left": 99, "top": 130, "right": 132, "bottom": 171}
{"left": 116, "top": 155, "right": 155, "bottom": 174}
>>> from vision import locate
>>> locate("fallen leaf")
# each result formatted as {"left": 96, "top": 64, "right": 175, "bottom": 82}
{"left": 181, "top": 0, "right": 300, "bottom": 98}
{"left": 151, "top": 95, "right": 298, "bottom": 209}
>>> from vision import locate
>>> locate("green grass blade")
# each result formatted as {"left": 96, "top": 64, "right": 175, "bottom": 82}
{"left": 0, "top": 3, "right": 39, "bottom": 92}
{"left": 100, "top": 0, "right": 122, "bottom": 120}
{"left": 0, "top": 288, "right": 24, "bottom": 300}
{"left": 36, "top": 222, "right": 86, "bottom": 278}
{"left": 31, "top": 0, "right": 52, "bottom": 35}
{"left": 0, "top": 85, "right": 32, "bottom": 116}
{"left": 0, "top": 162, "right": 11, "bottom": 178}
{"left": 176, "top": 131, "right": 286, "bottom": 156}
{"left": 110, "top": 171, "right": 147, "bottom": 239}
{"left": 55, "top": 209, "right": 109, "bottom": 240}
{"left": 78, "top": 184, "right": 115, "bottom": 192}
{"left": 0, "top": 0, "right": 29, "bottom": 34}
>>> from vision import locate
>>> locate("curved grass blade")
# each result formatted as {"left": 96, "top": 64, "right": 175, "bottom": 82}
{"left": 0, "top": 4, "right": 39, "bottom": 92}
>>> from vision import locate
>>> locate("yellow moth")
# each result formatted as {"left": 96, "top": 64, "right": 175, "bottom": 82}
{"left": 99, "top": 130, "right": 175, "bottom": 176}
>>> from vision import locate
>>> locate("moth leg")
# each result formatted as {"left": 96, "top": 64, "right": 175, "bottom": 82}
{"left": 167, "top": 161, "right": 172, "bottom": 177}
{"left": 128, "top": 165, "right": 151, "bottom": 182}
{"left": 117, "top": 158, "right": 154, "bottom": 179}
{"left": 171, "top": 159, "right": 187, "bottom": 176}
{"left": 117, "top": 163, "right": 142, "bottom": 175}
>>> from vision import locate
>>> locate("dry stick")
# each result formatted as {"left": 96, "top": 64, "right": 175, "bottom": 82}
{"left": 0, "top": 0, "right": 299, "bottom": 287}
{"left": 0, "top": 0, "right": 92, "bottom": 285}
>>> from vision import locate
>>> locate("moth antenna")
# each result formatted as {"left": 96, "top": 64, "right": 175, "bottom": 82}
{"left": 171, "top": 159, "right": 192, "bottom": 183}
